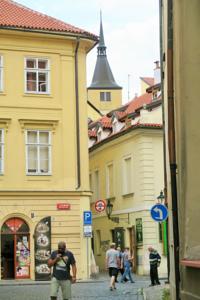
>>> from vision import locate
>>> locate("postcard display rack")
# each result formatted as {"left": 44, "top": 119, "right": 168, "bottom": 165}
{"left": 34, "top": 217, "right": 51, "bottom": 280}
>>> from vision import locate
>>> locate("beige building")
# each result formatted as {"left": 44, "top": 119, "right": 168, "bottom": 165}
{"left": 0, "top": 0, "right": 97, "bottom": 280}
{"left": 161, "top": 0, "right": 200, "bottom": 299}
{"left": 88, "top": 84, "right": 167, "bottom": 276}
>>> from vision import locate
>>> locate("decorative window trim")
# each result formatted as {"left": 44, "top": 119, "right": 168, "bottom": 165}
{"left": 122, "top": 154, "right": 133, "bottom": 196}
{"left": 94, "top": 169, "right": 100, "bottom": 201}
{"left": 0, "top": 55, "right": 3, "bottom": 92}
{"left": 25, "top": 129, "right": 52, "bottom": 176}
{"left": 24, "top": 57, "right": 50, "bottom": 94}
{"left": 106, "top": 161, "right": 115, "bottom": 199}
{"left": 0, "top": 118, "right": 11, "bottom": 131}
{"left": 0, "top": 128, "right": 4, "bottom": 174}
{"left": 19, "top": 119, "right": 59, "bottom": 133}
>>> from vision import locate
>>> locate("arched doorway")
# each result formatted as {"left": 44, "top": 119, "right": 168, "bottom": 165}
{"left": 1, "top": 218, "right": 30, "bottom": 279}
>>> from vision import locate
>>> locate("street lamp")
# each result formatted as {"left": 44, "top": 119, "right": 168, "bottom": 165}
{"left": 106, "top": 199, "right": 113, "bottom": 219}
{"left": 106, "top": 199, "right": 129, "bottom": 223}
{"left": 157, "top": 190, "right": 165, "bottom": 203}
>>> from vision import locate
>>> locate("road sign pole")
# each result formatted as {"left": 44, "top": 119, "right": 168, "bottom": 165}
{"left": 86, "top": 236, "right": 89, "bottom": 279}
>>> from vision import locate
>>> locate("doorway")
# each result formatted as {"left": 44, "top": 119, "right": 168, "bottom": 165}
{"left": 1, "top": 218, "right": 30, "bottom": 279}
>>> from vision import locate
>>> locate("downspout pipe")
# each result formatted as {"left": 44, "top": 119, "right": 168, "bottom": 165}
{"left": 159, "top": 0, "right": 170, "bottom": 283}
{"left": 75, "top": 38, "right": 81, "bottom": 189}
{"left": 167, "top": 1, "right": 180, "bottom": 299}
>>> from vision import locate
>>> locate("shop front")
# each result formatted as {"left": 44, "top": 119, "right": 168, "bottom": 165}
{"left": 1, "top": 217, "right": 30, "bottom": 279}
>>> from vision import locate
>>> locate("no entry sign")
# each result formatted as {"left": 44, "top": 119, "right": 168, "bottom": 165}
{"left": 95, "top": 200, "right": 106, "bottom": 212}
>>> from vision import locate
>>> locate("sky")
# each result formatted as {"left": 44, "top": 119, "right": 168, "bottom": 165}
{"left": 16, "top": 0, "right": 160, "bottom": 103}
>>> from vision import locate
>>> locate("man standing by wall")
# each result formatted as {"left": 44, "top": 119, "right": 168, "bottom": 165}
{"left": 48, "top": 241, "right": 77, "bottom": 300}
{"left": 148, "top": 246, "right": 161, "bottom": 286}
{"left": 105, "top": 243, "right": 120, "bottom": 291}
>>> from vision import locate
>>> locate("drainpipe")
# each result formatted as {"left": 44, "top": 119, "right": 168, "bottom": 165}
{"left": 75, "top": 38, "right": 81, "bottom": 189}
{"left": 167, "top": 1, "right": 180, "bottom": 299}
{"left": 159, "top": 0, "right": 170, "bottom": 283}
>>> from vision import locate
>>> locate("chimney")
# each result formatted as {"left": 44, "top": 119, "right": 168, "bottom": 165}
{"left": 154, "top": 61, "right": 161, "bottom": 84}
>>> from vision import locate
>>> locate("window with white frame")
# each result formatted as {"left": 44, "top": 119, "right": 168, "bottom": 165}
{"left": 94, "top": 169, "right": 100, "bottom": 201}
{"left": 0, "top": 129, "right": 4, "bottom": 174}
{"left": 106, "top": 162, "right": 114, "bottom": 198}
{"left": 25, "top": 58, "right": 50, "bottom": 93}
{"left": 26, "top": 130, "right": 51, "bottom": 175}
{"left": 100, "top": 91, "right": 111, "bottom": 101}
{"left": 0, "top": 56, "right": 3, "bottom": 92}
{"left": 122, "top": 155, "right": 132, "bottom": 195}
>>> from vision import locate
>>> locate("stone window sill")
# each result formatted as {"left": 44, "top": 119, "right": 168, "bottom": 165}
{"left": 180, "top": 259, "right": 200, "bottom": 268}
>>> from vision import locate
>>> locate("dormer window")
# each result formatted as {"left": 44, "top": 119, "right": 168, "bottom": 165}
{"left": 97, "top": 128, "right": 102, "bottom": 142}
{"left": 100, "top": 92, "right": 111, "bottom": 102}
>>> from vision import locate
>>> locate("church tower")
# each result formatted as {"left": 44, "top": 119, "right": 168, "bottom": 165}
{"left": 87, "top": 13, "right": 122, "bottom": 120}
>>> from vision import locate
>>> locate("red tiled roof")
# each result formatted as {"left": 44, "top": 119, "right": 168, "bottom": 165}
{"left": 89, "top": 122, "right": 163, "bottom": 150}
{"left": 0, "top": 0, "right": 97, "bottom": 39}
{"left": 88, "top": 130, "right": 97, "bottom": 138}
{"left": 140, "top": 77, "right": 154, "bottom": 86}
{"left": 120, "top": 93, "right": 152, "bottom": 119}
{"left": 99, "top": 116, "right": 112, "bottom": 129}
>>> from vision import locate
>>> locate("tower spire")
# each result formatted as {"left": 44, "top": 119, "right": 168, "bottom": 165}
{"left": 98, "top": 11, "right": 106, "bottom": 55}
{"left": 88, "top": 12, "right": 121, "bottom": 89}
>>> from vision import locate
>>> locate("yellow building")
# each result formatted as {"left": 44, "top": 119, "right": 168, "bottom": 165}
{"left": 161, "top": 1, "right": 200, "bottom": 299}
{"left": 87, "top": 14, "right": 122, "bottom": 121}
{"left": 89, "top": 88, "right": 167, "bottom": 276}
{"left": 0, "top": 0, "right": 97, "bottom": 280}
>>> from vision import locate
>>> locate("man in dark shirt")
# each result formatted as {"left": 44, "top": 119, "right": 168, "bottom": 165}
{"left": 48, "top": 241, "right": 77, "bottom": 300}
{"left": 148, "top": 246, "right": 161, "bottom": 286}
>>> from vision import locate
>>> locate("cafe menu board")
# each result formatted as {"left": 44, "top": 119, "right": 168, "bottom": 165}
{"left": 35, "top": 217, "right": 51, "bottom": 280}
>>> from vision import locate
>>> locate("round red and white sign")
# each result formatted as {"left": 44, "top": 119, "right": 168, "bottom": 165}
{"left": 95, "top": 200, "right": 106, "bottom": 212}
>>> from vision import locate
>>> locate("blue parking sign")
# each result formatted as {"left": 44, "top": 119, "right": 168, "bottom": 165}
{"left": 83, "top": 211, "right": 92, "bottom": 225}
{"left": 150, "top": 204, "right": 168, "bottom": 222}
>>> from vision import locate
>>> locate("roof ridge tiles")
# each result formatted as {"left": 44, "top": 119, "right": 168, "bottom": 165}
{"left": 0, "top": 0, "right": 98, "bottom": 38}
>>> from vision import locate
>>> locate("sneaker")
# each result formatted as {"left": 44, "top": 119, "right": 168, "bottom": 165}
{"left": 110, "top": 287, "right": 113, "bottom": 291}
{"left": 114, "top": 286, "right": 117, "bottom": 290}
{"left": 156, "top": 282, "right": 161, "bottom": 285}
{"left": 149, "top": 284, "right": 155, "bottom": 287}
{"left": 131, "top": 281, "right": 135, "bottom": 283}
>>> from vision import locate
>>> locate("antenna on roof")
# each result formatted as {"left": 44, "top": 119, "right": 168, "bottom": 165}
{"left": 128, "top": 74, "right": 130, "bottom": 100}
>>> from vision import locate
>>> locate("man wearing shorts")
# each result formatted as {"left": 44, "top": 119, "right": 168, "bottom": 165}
{"left": 48, "top": 241, "right": 77, "bottom": 300}
{"left": 105, "top": 243, "right": 120, "bottom": 291}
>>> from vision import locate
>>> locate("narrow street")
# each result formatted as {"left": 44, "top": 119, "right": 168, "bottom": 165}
{"left": 0, "top": 274, "right": 152, "bottom": 300}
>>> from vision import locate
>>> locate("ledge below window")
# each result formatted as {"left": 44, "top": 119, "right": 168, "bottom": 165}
{"left": 180, "top": 259, "right": 200, "bottom": 268}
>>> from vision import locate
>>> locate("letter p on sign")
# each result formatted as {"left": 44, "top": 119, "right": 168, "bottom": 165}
{"left": 83, "top": 211, "right": 92, "bottom": 225}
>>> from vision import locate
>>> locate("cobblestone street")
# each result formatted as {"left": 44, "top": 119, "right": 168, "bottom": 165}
{"left": 0, "top": 274, "right": 151, "bottom": 300}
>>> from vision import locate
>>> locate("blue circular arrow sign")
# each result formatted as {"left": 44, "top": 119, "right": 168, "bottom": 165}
{"left": 150, "top": 204, "right": 168, "bottom": 222}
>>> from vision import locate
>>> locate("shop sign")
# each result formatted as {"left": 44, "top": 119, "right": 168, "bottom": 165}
{"left": 136, "top": 218, "right": 143, "bottom": 244}
{"left": 35, "top": 217, "right": 51, "bottom": 281}
{"left": 114, "top": 227, "right": 124, "bottom": 250}
{"left": 57, "top": 203, "right": 71, "bottom": 210}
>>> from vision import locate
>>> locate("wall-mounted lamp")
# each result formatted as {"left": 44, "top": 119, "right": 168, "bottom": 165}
{"left": 157, "top": 190, "right": 165, "bottom": 203}
{"left": 106, "top": 199, "right": 113, "bottom": 219}
{"left": 106, "top": 199, "right": 129, "bottom": 223}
